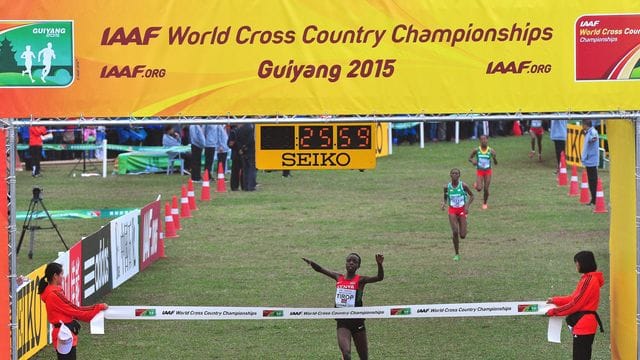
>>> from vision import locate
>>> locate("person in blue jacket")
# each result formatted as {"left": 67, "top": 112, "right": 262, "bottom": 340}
{"left": 581, "top": 120, "right": 599, "bottom": 206}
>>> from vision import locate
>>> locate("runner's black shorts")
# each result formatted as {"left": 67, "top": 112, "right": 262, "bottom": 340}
{"left": 336, "top": 318, "right": 366, "bottom": 333}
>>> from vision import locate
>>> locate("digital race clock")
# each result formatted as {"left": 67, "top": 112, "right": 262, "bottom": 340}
{"left": 256, "top": 123, "right": 376, "bottom": 170}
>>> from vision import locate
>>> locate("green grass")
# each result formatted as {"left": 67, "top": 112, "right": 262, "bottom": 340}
{"left": 22, "top": 135, "right": 610, "bottom": 359}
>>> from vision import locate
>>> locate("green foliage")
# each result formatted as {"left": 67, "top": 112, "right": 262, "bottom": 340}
{"left": 23, "top": 135, "right": 610, "bottom": 359}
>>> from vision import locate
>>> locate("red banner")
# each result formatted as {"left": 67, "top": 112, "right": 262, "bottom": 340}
{"left": 140, "top": 200, "right": 161, "bottom": 271}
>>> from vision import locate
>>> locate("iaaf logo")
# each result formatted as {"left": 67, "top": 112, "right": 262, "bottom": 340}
{"left": 162, "top": 310, "right": 175, "bottom": 315}
{"left": 135, "top": 308, "right": 157, "bottom": 317}
{"left": 390, "top": 308, "right": 411, "bottom": 316}
{"left": 262, "top": 310, "right": 284, "bottom": 317}
{"left": 517, "top": 304, "right": 539, "bottom": 312}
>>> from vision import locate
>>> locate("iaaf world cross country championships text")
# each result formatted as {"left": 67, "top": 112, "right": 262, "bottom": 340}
{"left": 99, "top": 22, "right": 553, "bottom": 81}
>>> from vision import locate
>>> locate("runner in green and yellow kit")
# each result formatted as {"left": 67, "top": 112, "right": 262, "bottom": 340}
{"left": 441, "top": 168, "right": 474, "bottom": 261}
{"left": 468, "top": 135, "right": 497, "bottom": 209}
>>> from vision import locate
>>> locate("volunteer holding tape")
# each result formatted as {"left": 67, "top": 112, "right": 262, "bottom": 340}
{"left": 38, "top": 262, "right": 108, "bottom": 360}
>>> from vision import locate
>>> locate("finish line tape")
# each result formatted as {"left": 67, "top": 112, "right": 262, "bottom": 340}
{"left": 90, "top": 301, "right": 563, "bottom": 342}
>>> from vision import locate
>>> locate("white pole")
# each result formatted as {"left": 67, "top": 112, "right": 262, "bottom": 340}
{"left": 387, "top": 123, "right": 393, "bottom": 155}
{"left": 455, "top": 121, "right": 460, "bottom": 144}
{"left": 102, "top": 139, "right": 107, "bottom": 178}
{"left": 419, "top": 122, "right": 424, "bottom": 149}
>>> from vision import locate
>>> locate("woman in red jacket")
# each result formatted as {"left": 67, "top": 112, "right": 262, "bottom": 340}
{"left": 546, "top": 251, "right": 604, "bottom": 360}
{"left": 38, "top": 262, "right": 108, "bottom": 360}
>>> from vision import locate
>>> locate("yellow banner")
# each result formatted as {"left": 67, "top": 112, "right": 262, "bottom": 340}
{"left": 608, "top": 121, "right": 636, "bottom": 360}
{"left": 1, "top": 1, "right": 639, "bottom": 117}
{"left": 565, "top": 124, "right": 585, "bottom": 167}
{"left": 17, "top": 264, "right": 49, "bottom": 360}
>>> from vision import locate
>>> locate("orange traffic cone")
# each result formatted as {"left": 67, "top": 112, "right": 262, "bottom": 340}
{"left": 158, "top": 232, "right": 166, "bottom": 258}
{"left": 180, "top": 185, "right": 192, "bottom": 218}
{"left": 188, "top": 179, "right": 198, "bottom": 210}
{"left": 512, "top": 121, "right": 522, "bottom": 136}
{"left": 164, "top": 202, "right": 178, "bottom": 238}
{"left": 171, "top": 195, "right": 181, "bottom": 230}
{"left": 568, "top": 166, "right": 579, "bottom": 197}
{"left": 216, "top": 162, "right": 227, "bottom": 193}
{"left": 579, "top": 170, "right": 590, "bottom": 204}
{"left": 201, "top": 171, "right": 211, "bottom": 201}
{"left": 593, "top": 178, "right": 608, "bottom": 213}
{"left": 557, "top": 151, "right": 568, "bottom": 186}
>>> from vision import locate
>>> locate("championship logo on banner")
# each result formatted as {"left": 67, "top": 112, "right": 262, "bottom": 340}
{"left": 110, "top": 210, "right": 140, "bottom": 289}
{"left": 67, "top": 241, "right": 83, "bottom": 306}
{"left": 17, "top": 264, "right": 48, "bottom": 360}
{"left": 0, "top": 20, "right": 74, "bottom": 87}
{"left": 140, "top": 200, "right": 161, "bottom": 271}
{"left": 576, "top": 14, "right": 640, "bottom": 80}
{"left": 82, "top": 226, "right": 112, "bottom": 305}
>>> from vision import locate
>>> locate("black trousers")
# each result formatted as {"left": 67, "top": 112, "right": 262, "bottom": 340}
{"left": 190, "top": 145, "right": 203, "bottom": 181}
{"left": 216, "top": 151, "right": 228, "bottom": 174}
{"left": 553, "top": 140, "right": 566, "bottom": 168}
{"left": 29, "top": 145, "right": 42, "bottom": 175}
{"left": 203, "top": 147, "right": 214, "bottom": 179}
{"left": 230, "top": 152, "right": 243, "bottom": 191}
{"left": 573, "top": 334, "right": 595, "bottom": 360}
{"left": 57, "top": 346, "right": 77, "bottom": 360}
{"left": 241, "top": 154, "right": 256, "bottom": 191}
{"left": 586, "top": 166, "right": 598, "bottom": 204}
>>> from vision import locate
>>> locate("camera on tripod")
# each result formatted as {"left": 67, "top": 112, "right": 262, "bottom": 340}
{"left": 18, "top": 186, "right": 67, "bottom": 259}
{"left": 32, "top": 187, "right": 42, "bottom": 200}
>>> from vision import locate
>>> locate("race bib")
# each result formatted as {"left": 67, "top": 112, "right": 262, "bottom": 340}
{"left": 531, "top": 120, "right": 542, "bottom": 127}
{"left": 450, "top": 194, "right": 465, "bottom": 208}
{"left": 478, "top": 157, "right": 490, "bottom": 169}
{"left": 335, "top": 288, "right": 356, "bottom": 308}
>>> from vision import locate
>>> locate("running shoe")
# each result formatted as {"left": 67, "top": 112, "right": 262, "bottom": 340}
{"left": 482, "top": 204, "right": 488, "bottom": 210}
{"left": 529, "top": 151, "right": 535, "bottom": 159}
{"left": 453, "top": 254, "right": 460, "bottom": 261}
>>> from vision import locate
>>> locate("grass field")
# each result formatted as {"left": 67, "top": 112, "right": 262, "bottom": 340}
{"left": 20, "top": 134, "right": 610, "bottom": 359}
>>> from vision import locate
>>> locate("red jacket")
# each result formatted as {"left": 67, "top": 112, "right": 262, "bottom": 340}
{"left": 547, "top": 271, "right": 604, "bottom": 335}
{"left": 29, "top": 126, "right": 47, "bottom": 146}
{"left": 40, "top": 284, "right": 105, "bottom": 349}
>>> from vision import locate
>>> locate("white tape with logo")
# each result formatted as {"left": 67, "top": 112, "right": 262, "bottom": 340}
{"left": 90, "top": 301, "right": 562, "bottom": 342}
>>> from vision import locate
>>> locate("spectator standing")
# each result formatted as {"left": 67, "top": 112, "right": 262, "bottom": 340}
{"left": 235, "top": 123, "right": 257, "bottom": 191}
{"left": 189, "top": 125, "right": 206, "bottom": 182}
{"left": 203, "top": 125, "right": 217, "bottom": 180}
{"left": 581, "top": 120, "right": 600, "bottom": 206}
{"left": 29, "top": 121, "right": 48, "bottom": 177}
{"left": 213, "top": 125, "right": 229, "bottom": 175}
{"left": 227, "top": 125, "right": 243, "bottom": 191}
{"left": 550, "top": 119, "right": 568, "bottom": 174}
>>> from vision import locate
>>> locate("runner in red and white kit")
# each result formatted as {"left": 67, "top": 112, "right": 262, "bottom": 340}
{"left": 303, "top": 253, "right": 384, "bottom": 360}
{"left": 441, "top": 168, "right": 474, "bottom": 261}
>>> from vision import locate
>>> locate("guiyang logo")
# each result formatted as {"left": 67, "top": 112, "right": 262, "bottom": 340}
{"left": 0, "top": 20, "right": 74, "bottom": 87}
{"left": 135, "top": 308, "right": 157, "bottom": 317}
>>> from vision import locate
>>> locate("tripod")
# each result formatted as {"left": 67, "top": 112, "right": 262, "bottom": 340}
{"left": 68, "top": 126, "right": 100, "bottom": 177}
{"left": 17, "top": 187, "right": 68, "bottom": 259}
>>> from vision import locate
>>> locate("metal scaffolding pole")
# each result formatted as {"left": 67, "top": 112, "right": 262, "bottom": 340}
{"left": 6, "top": 119, "right": 18, "bottom": 360}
